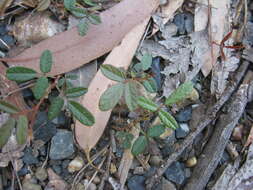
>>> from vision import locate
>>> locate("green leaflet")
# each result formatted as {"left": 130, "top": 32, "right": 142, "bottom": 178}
{"left": 32, "top": 77, "right": 49, "bottom": 100}
{"left": 16, "top": 115, "right": 28, "bottom": 145}
{"left": 165, "top": 81, "right": 194, "bottom": 106}
{"left": 100, "top": 64, "right": 126, "bottom": 82}
{"left": 88, "top": 14, "right": 101, "bottom": 25}
{"left": 137, "top": 96, "right": 158, "bottom": 112}
{"left": 142, "top": 77, "right": 158, "bottom": 93}
{"left": 124, "top": 81, "right": 139, "bottom": 111}
{"left": 40, "top": 50, "right": 53, "bottom": 73}
{"left": 158, "top": 109, "right": 178, "bottom": 130}
{"left": 6, "top": 66, "right": 37, "bottom": 82}
{"left": 48, "top": 97, "right": 64, "bottom": 120}
{"left": 140, "top": 53, "right": 152, "bottom": 71}
{"left": 116, "top": 131, "right": 134, "bottom": 149}
{"left": 67, "top": 100, "right": 94, "bottom": 126}
{"left": 131, "top": 136, "right": 148, "bottom": 156}
{"left": 0, "top": 118, "right": 15, "bottom": 148}
{"left": 65, "top": 87, "right": 88, "bottom": 98}
{"left": 99, "top": 83, "right": 124, "bottom": 111}
{"left": 147, "top": 125, "right": 165, "bottom": 137}
{"left": 78, "top": 19, "right": 89, "bottom": 36}
{"left": 0, "top": 100, "right": 20, "bottom": 114}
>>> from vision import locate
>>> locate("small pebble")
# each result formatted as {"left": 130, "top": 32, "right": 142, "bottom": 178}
{"left": 22, "top": 147, "right": 39, "bottom": 165}
{"left": 84, "top": 179, "right": 97, "bottom": 190}
{"left": 127, "top": 175, "right": 145, "bottom": 190}
{"left": 22, "top": 181, "right": 42, "bottom": 190}
{"left": 176, "top": 123, "right": 190, "bottom": 139}
{"left": 68, "top": 156, "right": 84, "bottom": 173}
{"left": 35, "top": 167, "right": 48, "bottom": 181}
{"left": 149, "top": 155, "right": 162, "bottom": 167}
{"left": 185, "top": 157, "right": 197, "bottom": 167}
{"left": 161, "top": 177, "right": 176, "bottom": 190}
{"left": 110, "top": 163, "right": 117, "bottom": 174}
{"left": 164, "top": 162, "right": 186, "bottom": 185}
{"left": 93, "top": 176, "right": 101, "bottom": 184}
{"left": 232, "top": 125, "right": 243, "bottom": 141}
{"left": 175, "top": 106, "right": 192, "bottom": 122}
{"left": 133, "top": 167, "right": 145, "bottom": 175}
{"left": 52, "top": 165, "right": 62, "bottom": 175}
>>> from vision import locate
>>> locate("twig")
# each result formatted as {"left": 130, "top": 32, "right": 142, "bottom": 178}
{"left": 185, "top": 71, "right": 253, "bottom": 190}
{"left": 145, "top": 61, "right": 249, "bottom": 189}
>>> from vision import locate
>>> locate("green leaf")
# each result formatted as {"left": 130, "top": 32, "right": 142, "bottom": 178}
{"left": 48, "top": 97, "right": 64, "bottom": 120}
{"left": 0, "top": 118, "right": 15, "bottom": 148}
{"left": 124, "top": 81, "right": 139, "bottom": 111}
{"left": 158, "top": 109, "right": 178, "bottom": 130}
{"left": 36, "top": 0, "right": 51, "bottom": 11}
{"left": 131, "top": 136, "right": 148, "bottom": 156}
{"left": 116, "top": 131, "right": 134, "bottom": 149}
{"left": 99, "top": 83, "right": 124, "bottom": 111}
{"left": 67, "top": 100, "right": 94, "bottom": 126}
{"left": 137, "top": 96, "right": 158, "bottom": 112}
{"left": 88, "top": 14, "right": 101, "bottom": 25}
{"left": 71, "top": 7, "right": 87, "bottom": 17}
{"left": 147, "top": 125, "right": 165, "bottom": 137}
{"left": 64, "top": 0, "right": 76, "bottom": 10}
{"left": 142, "top": 77, "right": 158, "bottom": 93}
{"left": 32, "top": 77, "right": 49, "bottom": 100}
{"left": 6, "top": 66, "right": 37, "bottom": 82}
{"left": 65, "top": 87, "right": 88, "bottom": 98}
{"left": 165, "top": 81, "right": 194, "bottom": 106}
{"left": 16, "top": 115, "right": 28, "bottom": 145}
{"left": 40, "top": 50, "right": 53, "bottom": 73}
{"left": 65, "top": 73, "right": 78, "bottom": 80}
{"left": 78, "top": 19, "right": 89, "bottom": 36}
{"left": 83, "top": 0, "right": 97, "bottom": 6}
{"left": 0, "top": 100, "right": 20, "bottom": 114}
{"left": 140, "top": 53, "right": 152, "bottom": 71}
{"left": 100, "top": 64, "right": 126, "bottom": 82}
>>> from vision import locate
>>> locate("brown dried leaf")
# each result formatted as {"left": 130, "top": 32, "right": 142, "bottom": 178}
{"left": 5, "top": 0, "right": 160, "bottom": 76}
{"left": 74, "top": 18, "right": 149, "bottom": 152}
{"left": 36, "top": 0, "right": 51, "bottom": 11}
{"left": 0, "top": 0, "right": 14, "bottom": 16}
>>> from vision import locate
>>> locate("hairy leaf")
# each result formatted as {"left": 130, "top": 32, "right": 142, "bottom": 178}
{"left": 67, "top": 100, "right": 94, "bottom": 126}
{"left": 100, "top": 64, "right": 126, "bottom": 82}
{"left": 88, "top": 14, "right": 101, "bottom": 25}
{"left": 40, "top": 50, "right": 53, "bottom": 73}
{"left": 6, "top": 66, "right": 37, "bottom": 82}
{"left": 0, "top": 100, "right": 20, "bottom": 114}
{"left": 99, "top": 83, "right": 124, "bottom": 111}
{"left": 0, "top": 118, "right": 15, "bottom": 148}
{"left": 140, "top": 53, "right": 152, "bottom": 71}
{"left": 165, "top": 81, "right": 194, "bottom": 106}
{"left": 64, "top": 0, "right": 75, "bottom": 10}
{"left": 78, "top": 19, "right": 89, "bottom": 36}
{"left": 137, "top": 96, "right": 158, "bottom": 112}
{"left": 158, "top": 109, "right": 178, "bottom": 130}
{"left": 65, "top": 87, "right": 88, "bottom": 98}
{"left": 142, "top": 77, "right": 158, "bottom": 93}
{"left": 32, "top": 77, "right": 49, "bottom": 100}
{"left": 147, "top": 125, "right": 165, "bottom": 137}
{"left": 16, "top": 115, "right": 28, "bottom": 145}
{"left": 71, "top": 7, "right": 88, "bottom": 17}
{"left": 124, "top": 81, "right": 139, "bottom": 111}
{"left": 131, "top": 136, "right": 148, "bottom": 156}
{"left": 48, "top": 97, "right": 64, "bottom": 120}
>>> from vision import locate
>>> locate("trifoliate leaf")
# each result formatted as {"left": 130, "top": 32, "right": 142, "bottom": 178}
{"left": 99, "top": 83, "right": 124, "bottom": 111}
{"left": 40, "top": 50, "right": 53, "bottom": 73}
{"left": 0, "top": 100, "right": 20, "bottom": 114}
{"left": 6, "top": 66, "right": 37, "bottom": 82}
{"left": 32, "top": 77, "right": 49, "bottom": 100}
{"left": 48, "top": 97, "right": 64, "bottom": 120}
{"left": 100, "top": 64, "right": 126, "bottom": 82}
{"left": 67, "top": 100, "right": 94, "bottom": 126}
{"left": 124, "top": 81, "right": 139, "bottom": 111}
{"left": 147, "top": 125, "right": 165, "bottom": 137}
{"left": 142, "top": 77, "right": 158, "bottom": 93}
{"left": 158, "top": 109, "right": 178, "bottom": 130}
{"left": 65, "top": 87, "right": 88, "bottom": 98}
{"left": 78, "top": 19, "right": 89, "bottom": 36}
{"left": 137, "top": 96, "right": 158, "bottom": 112}
{"left": 0, "top": 118, "right": 15, "bottom": 148}
{"left": 140, "top": 53, "right": 152, "bottom": 71}
{"left": 88, "top": 14, "right": 101, "bottom": 25}
{"left": 165, "top": 81, "right": 194, "bottom": 106}
{"left": 16, "top": 115, "right": 28, "bottom": 145}
{"left": 131, "top": 136, "right": 148, "bottom": 156}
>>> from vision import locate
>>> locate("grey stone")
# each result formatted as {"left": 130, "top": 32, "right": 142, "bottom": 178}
{"left": 175, "top": 106, "right": 192, "bottom": 122}
{"left": 22, "top": 147, "right": 39, "bottom": 165}
{"left": 161, "top": 177, "right": 176, "bottom": 190}
{"left": 0, "top": 34, "right": 15, "bottom": 51}
{"left": 33, "top": 112, "right": 57, "bottom": 143}
{"left": 22, "top": 181, "right": 42, "bottom": 190}
{"left": 35, "top": 167, "right": 48, "bottom": 181}
{"left": 176, "top": 123, "right": 190, "bottom": 138}
{"left": 52, "top": 165, "right": 62, "bottom": 175}
{"left": 127, "top": 175, "right": 145, "bottom": 190}
{"left": 52, "top": 111, "right": 69, "bottom": 126}
{"left": 164, "top": 162, "right": 186, "bottom": 185}
{"left": 184, "top": 13, "right": 194, "bottom": 34}
{"left": 151, "top": 58, "right": 162, "bottom": 90}
{"left": 49, "top": 130, "right": 75, "bottom": 160}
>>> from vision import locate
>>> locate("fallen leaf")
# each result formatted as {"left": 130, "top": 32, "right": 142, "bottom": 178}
{"left": 0, "top": 0, "right": 14, "bottom": 16}
{"left": 74, "top": 18, "right": 149, "bottom": 152}
{"left": 47, "top": 168, "right": 68, "bottom": 190}
{"left": 5, "top": 0, "right": 160, "bottom": 76}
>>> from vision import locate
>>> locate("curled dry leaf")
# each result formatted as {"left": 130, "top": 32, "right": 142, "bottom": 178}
{"left": 0, "top": 0, "right": 14, "bottom": 16}
{"left": 74, "top": 18, "right": 149, "bottom": 152}
{"left": 5, "top": 0, "right": 160, "bottom": 75}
